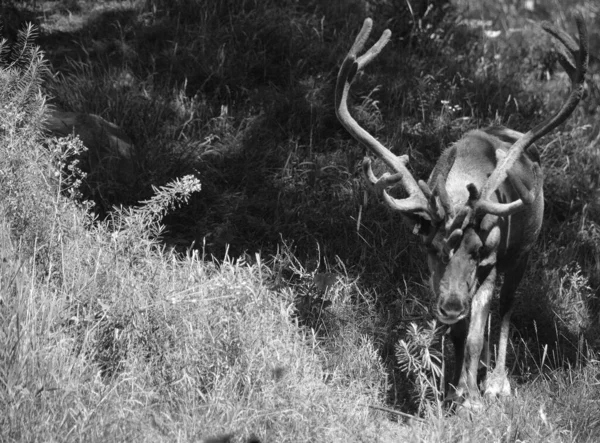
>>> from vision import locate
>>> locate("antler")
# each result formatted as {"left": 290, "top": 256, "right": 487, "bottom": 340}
{"left": 336, "top": 19, "right": 435, "bottom": 220}
{"left": 475, "top": 13, "right": 588, "bottom": 217}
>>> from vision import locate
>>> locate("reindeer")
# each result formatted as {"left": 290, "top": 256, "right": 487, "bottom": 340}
{"left": 336, "top": 17, "right": 588, "bottom": 405}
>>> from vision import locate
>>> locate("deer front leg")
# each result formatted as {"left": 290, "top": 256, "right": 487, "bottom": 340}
{"left": 453, "top": 266, "right": 497, "bottom": 404}
{"left": 445, "top": 318, "right": 467, "bottom": 403}
{"left": 484, "top": 255, "right": 529, "bottom": 398}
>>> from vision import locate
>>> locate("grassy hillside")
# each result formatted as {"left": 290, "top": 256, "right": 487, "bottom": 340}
{"left": 1, "top": 0, "right": 599, "bottom": 441}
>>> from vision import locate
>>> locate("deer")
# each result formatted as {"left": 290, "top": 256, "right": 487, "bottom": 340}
{"left": 336, "top": 16, "right": 588, "bottom": 406}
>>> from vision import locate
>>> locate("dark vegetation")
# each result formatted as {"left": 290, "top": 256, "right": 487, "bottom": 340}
{"left": 1, "top": 0, "right": 600, "bottom": 430}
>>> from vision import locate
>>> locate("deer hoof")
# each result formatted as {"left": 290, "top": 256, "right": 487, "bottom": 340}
{"left": 483, "top": 371, "right": 511, "bottom": 398}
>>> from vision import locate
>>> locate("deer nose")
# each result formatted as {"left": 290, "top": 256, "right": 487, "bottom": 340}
{"left": 437, "top": 297, "right": 467, "bottom": 324}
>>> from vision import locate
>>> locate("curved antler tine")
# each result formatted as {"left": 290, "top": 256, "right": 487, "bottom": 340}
{"left": 554, "top": 40, "right": 578, "bottom": 80}
{"left": 362, "top": 156, "right": 379, "bottom": 189}
{"left": 356, "top": 30, "right": 392, "bottom": 69}
{"left": 363, "top": 157, "right": 431, "bottom": 216}
{"left": 437, "top": 185, "right": 452, "bottom": 219}
{"left": 541, "top": 22, "right": 579, "bottom": 55}
{"left": 477, "top": 15, "right": 587, "bottom": 214}
{"left": 447, "top": 205, "right": 472, "bottom": 233}
{"left": 419, "top": 180, "right": 445, "bottom": 222}
{"left": 431, "top": 145, "right": 457, "bottom": 219}
{"left": 491, "top": 148, "right": 540, "bottom": 206}
{"left": 506, "top": 171, "right": 534, "bottom": 205}
{"left": 573, "top": 13, "right": 589, "bottom": 82}
{"left": 475, "top": 197, "right": 525, "bottom": 216}
{"left": 542, "top": 14, "right": 588, "bottom": 83}
{"left": 382, "top": 188, "right": 432, "bottom": 219}
{"left": 363, "top": 157, "right": 403, "bottom": 191}
{"left": 506, "top": 162, "right": 542, "bottom": 205}
{"left": 418, "top": 180, "right": 433, "bottom": 200}
{"left": 347, "top": 18, "right": 374, "bottom": 59}
{"left": 474, "top": 163, "right": 542, "bottom": 216}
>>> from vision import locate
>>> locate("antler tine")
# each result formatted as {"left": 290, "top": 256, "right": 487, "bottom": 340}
{"left": 362, "top": 156, "right": 433, "bottom": 218}
{"left": 542, "top": 16, "right": 588, "bottom": 83}
{"left": 362, "top": 157, "right": 404, "bottom": 194}
{"left": 476, "top": 14, "right": 587, "bottom": 217}
{"left": 348, "top": 18, "right": 393, "bottom": 71}
{"left": 418, "top": 180, "right": 445, "bottom": 222}
{"left": 346, "top": 18, "right": 374, "bottom": 59}
{"left": 476, "top": 162, "right": 543, "bottom": 216}
{"left": 430, "top": 146, "right": 457, "bottom": 219}
{"left": 541, "top": 22, "right": 580, "bottom": 55}
{"left": 337, "top": 19, "right": 432, "bottom": 218}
